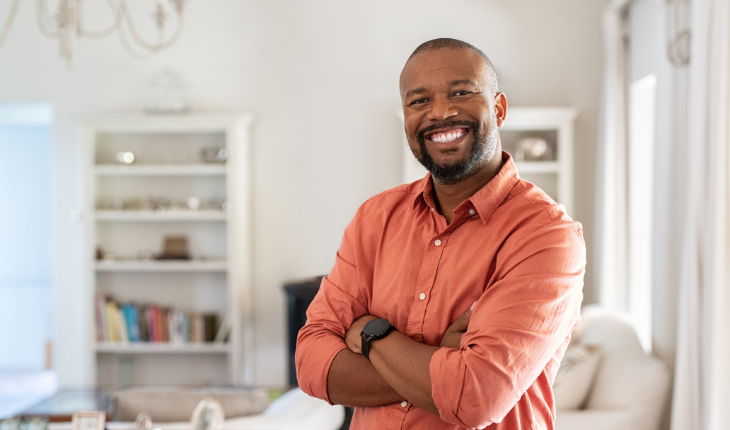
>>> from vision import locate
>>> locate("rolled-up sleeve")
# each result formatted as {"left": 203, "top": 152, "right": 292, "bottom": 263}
{"left": 430, "top": 220, "right": 585, "bottom": 429}
{"left": 295, "top": 215, "right": 370, "bottom": 404}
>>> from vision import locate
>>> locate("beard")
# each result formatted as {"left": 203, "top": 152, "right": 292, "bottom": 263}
{"left": 415, "top": 119, "right": 498, "bottom": 185}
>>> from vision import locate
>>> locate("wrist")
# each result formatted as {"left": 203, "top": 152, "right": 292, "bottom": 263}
{"left": 361, "top": 318, "right": 396, "bottom": 360}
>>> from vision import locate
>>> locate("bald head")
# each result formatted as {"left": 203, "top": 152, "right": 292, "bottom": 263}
{"left": 406, "top": 38, "right": 499, "bottom": 95}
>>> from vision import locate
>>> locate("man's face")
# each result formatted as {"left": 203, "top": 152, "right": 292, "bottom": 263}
{"left": 400, "top": 48, "right": 504, "bottom": 185}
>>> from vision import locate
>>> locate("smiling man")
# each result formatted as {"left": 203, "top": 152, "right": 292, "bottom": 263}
{"left": 296, "top": 38, "right": 586, "bottom": 430}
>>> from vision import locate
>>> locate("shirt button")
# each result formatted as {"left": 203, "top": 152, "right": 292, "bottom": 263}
{"left": 469, "top": 209, "right": 476, "bottom": 215}
{"left": 401, "top": 401, "right": 407, "bottom": 407}
{"left": 419, "top": 293, "right": 426, "bottom": 300}
{"left": 434, "top": 239, "right": 442, "bottom": 246}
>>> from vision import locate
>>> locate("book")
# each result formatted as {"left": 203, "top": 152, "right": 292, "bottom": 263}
{"left": 138, "top": 305, "right": 149, "bottom": 342}
{"left": 203, "top": 314, "right": 218, "bottom": 342}
{"left": 105, "top": 300, "right": 117, "bottom": 341}
{"left": 114, "top": 304, "right": 128, "bottom": 343}
{"left": 160, "top": 308, "right": 170, "bottom": 342}
{"left": 92, "top": 297, "right": 223, "bottom": 346}
{"left": 154, "top": 306, "right": 164, "bottom": 342}
{"left": 95, "top": 296, "right": 107, "bottom": 342}
{"left": 123, "top": 304, "right": 140, "bottom": 342}
{"left": 147, "top": 306, "right": 159, "bottom": 342}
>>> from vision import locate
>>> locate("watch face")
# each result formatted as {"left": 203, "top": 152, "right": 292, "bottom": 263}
{"left": 363, "top": 318, "right": 391, "bottom": 336}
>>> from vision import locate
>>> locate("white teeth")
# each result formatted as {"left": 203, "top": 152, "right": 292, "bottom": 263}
{"left": 431, "top": 130, "right": 464, "bottom": 143}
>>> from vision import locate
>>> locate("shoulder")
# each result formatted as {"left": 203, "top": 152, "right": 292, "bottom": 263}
{"left": 354, "top": 179, "right": 423, "bottom": 220}
{"left": 499, "top": 179, "right": 584, "bottom": 246}
{"left": 491, "top": 180, "right": 585, "bottom": 275}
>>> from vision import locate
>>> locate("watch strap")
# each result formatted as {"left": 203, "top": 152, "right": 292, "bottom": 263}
{"left": 362, "top": 334, "right": 371, "bottom": 360}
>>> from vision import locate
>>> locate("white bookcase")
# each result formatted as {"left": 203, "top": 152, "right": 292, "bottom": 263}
{"left": 402, "top": 107, "right": 578, "bottom": 213}
{"left": 81, "top": 113, "right": 254, "bottom": 388}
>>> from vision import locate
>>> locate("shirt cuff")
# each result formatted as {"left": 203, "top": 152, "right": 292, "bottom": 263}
{"left": 430, "top": 347, "right": 467, "bottom": 426}
{"left": 297, "top": 334, "right": 348, "bottom": 405}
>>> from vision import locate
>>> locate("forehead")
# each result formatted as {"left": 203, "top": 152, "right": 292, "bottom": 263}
{"left": 400, "top": 48, "right": 488, "bottom": 98}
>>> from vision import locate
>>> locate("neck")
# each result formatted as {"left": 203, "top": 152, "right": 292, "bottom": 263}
{"left": 432, "top": 152, "right": 503, "bottom": 224}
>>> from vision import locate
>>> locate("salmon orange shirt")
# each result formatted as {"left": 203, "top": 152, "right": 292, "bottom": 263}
{"left": 296, "top": 152, "right": 586, "bottom": 429}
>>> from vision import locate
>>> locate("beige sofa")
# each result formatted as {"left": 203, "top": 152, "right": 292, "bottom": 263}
{"left": 556, "top": 306, "right": 671, "bottom": 430}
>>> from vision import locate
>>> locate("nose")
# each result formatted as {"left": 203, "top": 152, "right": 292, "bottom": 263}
{"left": 426, "top": 95, "right": 457, "bottom": 121}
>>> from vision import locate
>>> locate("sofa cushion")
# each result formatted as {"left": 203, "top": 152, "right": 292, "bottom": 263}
{"left": 114, "top": 387, "right": 271, "bottom": 422}
{"left": 553, "top": 344, "right": 602, "bottom": 410}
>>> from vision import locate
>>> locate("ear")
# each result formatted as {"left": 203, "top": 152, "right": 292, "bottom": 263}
{"left": 494, "top": 92, "right": 508, "bottom": 127}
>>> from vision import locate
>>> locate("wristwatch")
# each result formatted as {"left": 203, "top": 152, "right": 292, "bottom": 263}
{"left": 361, "top": 318, "right": 396, "bottom": 360}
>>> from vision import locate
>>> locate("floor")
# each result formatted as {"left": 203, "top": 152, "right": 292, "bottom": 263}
{"left": 0, "top": 370, "right": 57, "bottom": 418}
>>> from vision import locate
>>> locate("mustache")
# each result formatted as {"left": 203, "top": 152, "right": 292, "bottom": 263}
{"left": 416, "top": 120, "right": 478, "bottom": 141}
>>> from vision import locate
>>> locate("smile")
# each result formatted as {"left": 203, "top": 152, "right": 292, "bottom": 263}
{"left": 426, "top": 128, "right": 469, "bottom": 144}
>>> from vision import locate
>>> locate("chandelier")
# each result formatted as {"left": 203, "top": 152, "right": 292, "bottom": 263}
{"left": 0, "top": 0, "right": 185, "bottom": 64}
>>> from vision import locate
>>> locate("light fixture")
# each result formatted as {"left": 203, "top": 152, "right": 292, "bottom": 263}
{"left": 666, "top": 0, "right": 691, "bottom": 67}
{"left": 0, "top": 0, "right": 185, "bottom": 64}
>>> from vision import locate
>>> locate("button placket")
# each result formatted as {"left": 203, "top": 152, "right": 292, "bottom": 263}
{"left": 405, "top": 231, "right": 452, "bottom": 342}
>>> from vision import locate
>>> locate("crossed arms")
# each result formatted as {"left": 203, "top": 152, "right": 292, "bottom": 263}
{"left": 327, "top": 306, "right": 473, "bottom": 413}
{"left": 295, "top": 216, "right": 586, "bottom": 428}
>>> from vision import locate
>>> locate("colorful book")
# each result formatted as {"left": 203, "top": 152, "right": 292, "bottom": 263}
{"left": 115, "top": 305, "right": 129, "bottom": 342}
{"left": 161, "top": 308, "right": 169, "bottom": 342}
{"left": 93, "top": 298, "right": 223, "bottom": 345}
{"left": 147, "top": 306, "right": 159, "bottom": 342}
{"left": 105, "top": 301, "right": 117, "bottom": 342}
{"left": 123, "top": 304, "right": 140, "bottom": 342}
{"left": 94, "top": 296, "right": 107, "bottom": 342}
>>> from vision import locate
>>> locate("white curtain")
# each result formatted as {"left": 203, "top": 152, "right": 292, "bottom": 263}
{"left": 594, "top": 0, "right": 631, "bottom": 309}
{"left": 670, "top": 0, "right": 730, "bottom": 428}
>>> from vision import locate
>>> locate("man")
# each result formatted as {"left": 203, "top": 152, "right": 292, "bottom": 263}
{"left": 296, "top": 38, "right": 585, "bottom": 430}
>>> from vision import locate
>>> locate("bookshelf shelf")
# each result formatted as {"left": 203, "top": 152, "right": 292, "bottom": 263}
{"left": 95, "top": 342, "right": 231, "bottom": 354}
{"left": 95, "top": 164, "right": 227, "bottom": 176}
{"left": 83, "top": 114, "right": 254, "bottom": 388}
{"left": 500, "top": 108, "right": 578, "bottom": 212}
{"left": 95, "top": 210, "right": 227, "bottom": 221}
{"left": 95, "top": 260, "right": 228, "bottom": 272}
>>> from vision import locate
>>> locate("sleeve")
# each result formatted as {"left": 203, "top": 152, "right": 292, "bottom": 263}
{"left": 295, "top": 212, "right": 371, "bottom": 404}
{"left": 429, "top": 220, "right": 586, "bottom": 429}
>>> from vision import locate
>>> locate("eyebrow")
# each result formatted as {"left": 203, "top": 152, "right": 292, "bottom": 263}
{"left": 404, "top": 87, "right": 427, "bottom": 99}
{"left": 448, "top": 79, "right": 477, "bottom": 87}
{"left": 404, "top": 79, "right": 479, "bottom": 99}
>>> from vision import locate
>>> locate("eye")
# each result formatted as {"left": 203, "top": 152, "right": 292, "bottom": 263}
{"left": 409, "top": 98, "right": 429, "bottom": 106}
{"left": 453, "top": 90, "right": 473, "bottom": 97}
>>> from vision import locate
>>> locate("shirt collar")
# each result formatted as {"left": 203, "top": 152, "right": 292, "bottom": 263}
{"left": 412, "top": 151, "right": 521, "bottom": 224}
{"left": 412, "top": 172, "right": 435, "bottom": 209}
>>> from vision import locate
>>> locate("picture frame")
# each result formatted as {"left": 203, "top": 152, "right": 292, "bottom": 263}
{"left": 72, "top": 411, "right": 106, "bottom": 430}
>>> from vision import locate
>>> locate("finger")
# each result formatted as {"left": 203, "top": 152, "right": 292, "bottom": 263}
{"left": 470, "top": 300, "right": 477, "bottom": 311}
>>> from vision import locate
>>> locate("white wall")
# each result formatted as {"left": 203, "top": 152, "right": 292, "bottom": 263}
{"left": 0, "top": 0, "right": 609, "bottom": 386}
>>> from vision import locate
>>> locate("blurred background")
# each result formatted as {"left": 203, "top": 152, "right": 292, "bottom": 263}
{"left": 2, "top": 0, "right": 716, "bottom": 429}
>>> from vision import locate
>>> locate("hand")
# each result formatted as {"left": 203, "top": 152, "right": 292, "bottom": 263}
{"left": 440, "top": 302, "right": 475, "bottom": 349}
{"left": 345, "top": 315, "right": 378, "bottom": 354}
